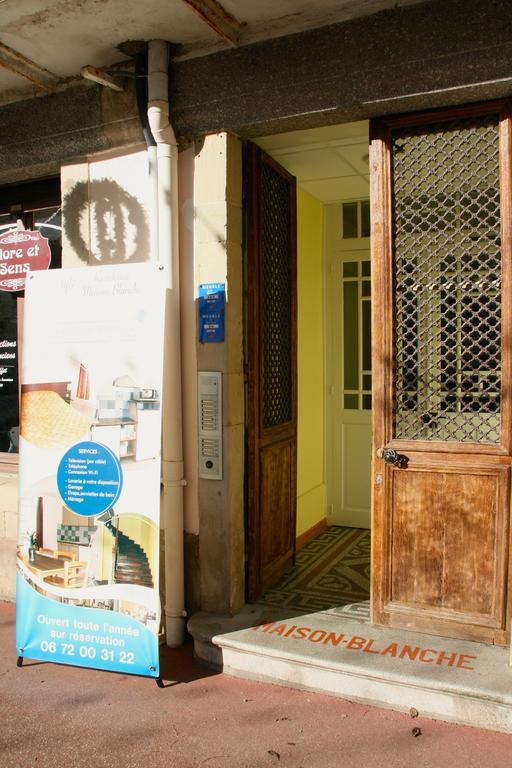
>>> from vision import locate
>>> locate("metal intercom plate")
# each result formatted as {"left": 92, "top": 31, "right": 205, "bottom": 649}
{"left": 198, "top": 371, "right": 223, "bottom": 480}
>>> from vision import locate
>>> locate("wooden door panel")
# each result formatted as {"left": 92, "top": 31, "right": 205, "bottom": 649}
{"left": 388, "top": 462, "right": 509, "bottom": 621}
{"left": 260, "top": 440, "right": 295, "bottom": 586}
{"left": 371, "top": 101, "right": 512, "bottom": 644}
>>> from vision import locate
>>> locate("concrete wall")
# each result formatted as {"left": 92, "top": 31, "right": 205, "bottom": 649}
{"left": 0, "top": 82, "right": 142, "bottom": 186}
{"left": 169, "top": 0, "right": 512, "bottom": 138}
{"left": 0, "top": 0, "right": 510, "bottom": 185}
{"left": 296, "top": 190, "right": 326, "bottom": 538}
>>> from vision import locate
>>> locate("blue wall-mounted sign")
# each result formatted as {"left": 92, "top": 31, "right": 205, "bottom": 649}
{"left": 57, "top": 441, "right": 123, "bottom": 516}
{"left": 198, "top": 282, "right": 225, "bottom": 343}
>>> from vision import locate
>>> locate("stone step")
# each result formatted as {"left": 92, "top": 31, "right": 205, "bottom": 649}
{"left": 115, "top": 564, "right": 149, "bottom": 572}
{"left": 188, "top": 604, "right": 512, "bottom": 733}
{"left": 119, "top": 546, "right": 145, "bottom": 553}
{"left": 116, "top": 577, "right": 153, "bottom": 586}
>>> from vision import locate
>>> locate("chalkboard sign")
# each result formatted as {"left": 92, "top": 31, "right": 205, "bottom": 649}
{"left": 0, "top": 291, "right": 19, "bottom": 452}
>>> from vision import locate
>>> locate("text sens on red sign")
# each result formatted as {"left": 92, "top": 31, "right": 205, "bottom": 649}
{"left": 0, "top": 230, "right": 52, "bottom": 292}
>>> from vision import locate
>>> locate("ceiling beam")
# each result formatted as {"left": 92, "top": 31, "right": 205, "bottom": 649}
{"left": 80, "top": 65, "right": 124, "bottom": 92}
{"left": 0, "top": 41, "right": 59, "bottom": 91}
{"left": 180, "top": 0, "right": 243, "bottom": 46}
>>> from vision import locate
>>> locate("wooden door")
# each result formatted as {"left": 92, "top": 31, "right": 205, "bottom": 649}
{"left": 371, "top": 102, "right": 512, "bottom": 644}
{"left": 246, "top": 143, "right": 297, "bottom": 601}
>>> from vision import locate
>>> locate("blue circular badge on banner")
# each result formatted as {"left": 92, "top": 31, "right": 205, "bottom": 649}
{"left": 57, "top": 441, "right": 123, "bottom": 516}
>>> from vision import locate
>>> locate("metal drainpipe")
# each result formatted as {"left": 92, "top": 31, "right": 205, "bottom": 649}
{"left": 147, "top": 39, "right": 186, "bottom": 647}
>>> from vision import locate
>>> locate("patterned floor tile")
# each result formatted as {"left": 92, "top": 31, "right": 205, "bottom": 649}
{"left": 257, "top": 526, "right": 371, "bottom": 613}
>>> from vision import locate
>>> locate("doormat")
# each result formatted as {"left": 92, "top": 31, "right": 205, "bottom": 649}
{"left": 257, "top": 526, "right": 370, "bottom": 614}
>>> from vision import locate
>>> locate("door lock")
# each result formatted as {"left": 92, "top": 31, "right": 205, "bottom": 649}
{"left": 376, "top": 447, "right": 400, "bottom": 465}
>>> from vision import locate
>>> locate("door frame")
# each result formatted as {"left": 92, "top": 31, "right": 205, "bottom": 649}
{"left": 245, "top": 142, "right": 298, "bottom": 601}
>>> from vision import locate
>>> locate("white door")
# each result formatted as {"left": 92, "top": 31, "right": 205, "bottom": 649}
{"left": 325, "top": 201, "right": 371, "bottom": 528}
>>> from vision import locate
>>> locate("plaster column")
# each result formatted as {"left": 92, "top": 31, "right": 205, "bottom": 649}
{"left": 193, "top": 132, "right": 245, "bottom": 615}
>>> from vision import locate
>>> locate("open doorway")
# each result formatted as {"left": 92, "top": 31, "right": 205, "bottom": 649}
{"left": 192, "top": 104, "right": 512, "bottom": 709}
{"left": 246, "top": 120, "right": 372, "bottom": 614}
{"left": 246, "top": 103, "right": 511, "bottom": 646}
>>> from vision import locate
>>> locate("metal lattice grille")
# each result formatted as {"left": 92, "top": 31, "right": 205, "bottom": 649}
{"left": 392, "top": 114, "right": 502, "bottom": 443}
{"left": 261, "top": 162, "right": 292, "bottom": 429}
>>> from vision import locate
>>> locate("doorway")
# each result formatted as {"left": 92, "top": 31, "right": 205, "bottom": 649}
{"left": 370, "top": 102, "right": 511, "bottom": 644}
{"left": 245, "top": 121, "right": 372, "bottom": 610}
{"left": 246, "top": 103, "right": 512, "bottom": 645}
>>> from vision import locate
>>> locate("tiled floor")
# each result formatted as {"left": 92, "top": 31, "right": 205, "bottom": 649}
{"left": 257, "top": 525, "right": 370, "bottom": 614}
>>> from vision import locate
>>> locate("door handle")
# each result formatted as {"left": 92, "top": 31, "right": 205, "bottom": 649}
{"left": 376, "top": 447, "right": 400, "bottom": 465}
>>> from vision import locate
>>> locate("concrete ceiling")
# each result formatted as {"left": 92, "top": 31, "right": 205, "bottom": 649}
{"left": 0, "top": 0, "right": 429, "bottom": 104}
{"left": 257, "top": 121, "right": 369, "bottom": 203}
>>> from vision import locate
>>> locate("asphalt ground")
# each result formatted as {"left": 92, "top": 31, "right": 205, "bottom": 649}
{"left": 1, "top": 601, "right": 511, "bottom": 768}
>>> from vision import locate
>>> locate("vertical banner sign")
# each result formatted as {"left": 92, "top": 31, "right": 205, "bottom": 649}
{"left": 16, "top": 263, "right": 165, "bottom": 679}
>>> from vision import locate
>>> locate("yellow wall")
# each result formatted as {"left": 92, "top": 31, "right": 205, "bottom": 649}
{"left": 98, "top": 524, "right": 114, "bottom": 582}
{"left": 296, "top": 189, "right": 326, "bottom": 537}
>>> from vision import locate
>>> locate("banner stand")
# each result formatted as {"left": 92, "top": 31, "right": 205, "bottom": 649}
{"left": 15, "top": 652, "right": 165, "bottom": 687}
{"left": 16, "top": 264, "right": 166, "bottom": 685}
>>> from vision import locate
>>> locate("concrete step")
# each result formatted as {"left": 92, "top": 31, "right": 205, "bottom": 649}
{"left": 188, "top": 603, "right": 512, "bottom": 733}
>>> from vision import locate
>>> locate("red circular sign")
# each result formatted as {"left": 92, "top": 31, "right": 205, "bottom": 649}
{"left": 0, "top": 229, "right": 52, "bottom": 292}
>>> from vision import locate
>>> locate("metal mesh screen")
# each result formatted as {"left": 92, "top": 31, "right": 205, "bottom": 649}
{"left": 392, "top": 114, "right": 502, "bottom": 442}
{"left": 261, "top": 162, "right": 292, "bottom": 429}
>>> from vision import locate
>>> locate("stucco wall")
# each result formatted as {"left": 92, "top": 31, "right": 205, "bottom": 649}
{"left": 193, "top": 133, "right": 245, "bottom": 615}
{"left": 296, "top": 190, "right": 326, "bottom": 538}
{"left": 61, "top": 145, "right": 156, "bottom": 268}
{"left": 60, "top": 133, "right": 245, "bottom": 617}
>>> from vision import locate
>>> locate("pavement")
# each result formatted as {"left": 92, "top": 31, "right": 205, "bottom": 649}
{"left": 1, "top": 601, "right": 512, "bottom": 768}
